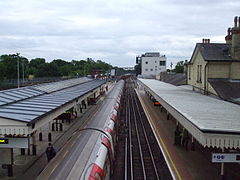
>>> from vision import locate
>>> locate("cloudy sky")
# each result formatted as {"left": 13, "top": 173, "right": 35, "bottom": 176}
{"left": 0, "top": 0, "right": 239, "bottom": 68}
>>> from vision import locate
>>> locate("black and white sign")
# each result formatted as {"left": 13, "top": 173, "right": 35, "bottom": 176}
{"left": 212, "top": 153, "right": 240, "bottom": 163}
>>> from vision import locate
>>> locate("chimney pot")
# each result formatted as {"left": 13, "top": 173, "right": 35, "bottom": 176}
{"left": 238, "top": 16, "right": 240, "bottom": 27}
{"left": 228, "top": 28, "right": 231, "bottom": 35}
{"left": 234, "top": 16, "right": 238, "bottom": 27}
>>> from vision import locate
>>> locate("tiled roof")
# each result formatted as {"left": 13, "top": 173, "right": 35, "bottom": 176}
{"left": 208, "top": 78, "right": 240, "bottom": 105}
{"left": 190, "top": 43, "right": 240, "bottom": 62}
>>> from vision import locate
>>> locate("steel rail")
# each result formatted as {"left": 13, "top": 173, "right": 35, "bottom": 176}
{"left": 133, "top": 91, "right": 160, "bottom": 180}
{"left": 127, "top": 84, "right": 134, "bottom": 180}
{"left": 130, "top": 87, "right": 147, "bottom": 180}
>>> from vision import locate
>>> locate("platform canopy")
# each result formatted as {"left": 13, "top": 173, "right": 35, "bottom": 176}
{"left": 0, "top": 77, "right": 105, "bottom": 136}
{"left": 138, "top": 78, "right": 240, "bottom": 149}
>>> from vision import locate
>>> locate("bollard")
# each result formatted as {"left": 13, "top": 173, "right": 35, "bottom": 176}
{"left": 160, "top": 106, "right": 163, "bottom": 112}
{"left": 32, "top": 145, "right": 37, "bottom": 155}
{"left": 52, "top": 123, "right": 55, "bottom": 131}
{"left": 48, "top": 133, "right": 52, "bottom": 142}
{"left": 39, "top": 132, "right": 43, "bottom": 141}
{"left": 80, "top": 108, "right": 82, "bottom": 113}
{"left": 59, "top": 123, "right": 63, "bottom": 131}
{"left": 7, "top": 165, "right": 13, "bottom": 177}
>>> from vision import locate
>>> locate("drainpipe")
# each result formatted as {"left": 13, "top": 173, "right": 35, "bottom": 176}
{"left": 204, "top": 62, "right": 209, "bottom": 95}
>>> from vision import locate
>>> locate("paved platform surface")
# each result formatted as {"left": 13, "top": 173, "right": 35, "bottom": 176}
{"left": 136, "top": 89, "right": 221, "bottom": 180}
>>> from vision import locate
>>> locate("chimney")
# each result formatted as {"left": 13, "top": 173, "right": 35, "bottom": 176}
{"left": 230, "top": 16, "right": 240, "bottom": 60}
{"left": 225, "top": 28, "right": 232, "bottom": 44}
{"left": 202, "top": 38, "right": 210, "bottom": 43}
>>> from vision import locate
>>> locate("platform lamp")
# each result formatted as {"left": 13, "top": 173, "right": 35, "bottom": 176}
{"left": 12, "top": 53, "right": 20, "bottom": 88}
{"left": 16, "top": 53, "right": 20, "bottom": 88}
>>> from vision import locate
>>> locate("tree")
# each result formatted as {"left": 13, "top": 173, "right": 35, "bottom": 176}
{"left": 36, "top": 63, "right": 61, "bottom": 77}
{"left": 0, "top": 54, "right": 29, "bottom": 79}
{"left": 28, "top": 58, "right": 46, "bottom": 77}
{"left": 51, "top": 59, "right": 74, "bottom": 76}
{"left": 173, "top": 61, "right": 184, "bottom": 73}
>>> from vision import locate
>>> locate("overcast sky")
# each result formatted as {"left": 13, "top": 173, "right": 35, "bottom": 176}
{"left": 0, "top": 0, "right": 239, "bottom": 68}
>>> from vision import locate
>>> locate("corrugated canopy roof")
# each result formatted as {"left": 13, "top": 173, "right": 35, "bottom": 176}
{"left": 0, "top": 78, "right": 104, "bottom": 123}
{"left": 33, "top": 77, "right": 92, "bottom": 93}
{"left": 0, "top": 77, "right": 92, "bottom": 107}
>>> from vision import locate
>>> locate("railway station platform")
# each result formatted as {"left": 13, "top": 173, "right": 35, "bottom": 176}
{"left": 136, "top": 89, "right": 222, "bottom": 180}
{"left": 0, "top": 104, "right": 96, "bottom": 180}
{"left": 0, "top": 82, "right": 116, "bottom": 180}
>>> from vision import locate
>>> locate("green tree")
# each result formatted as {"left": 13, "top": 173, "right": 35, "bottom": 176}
{"left": 51, "top": 59, "right": 74, "bottom": 76}
{"left": 36, "top": 63, "right": 61, "bottom": 77}
{"left": 0, "top": 54, "right": 29, "bottom": 79}
{"left": 28, "top": 58, "right": 46, "bottom": 77}
{"left": 173, "top": 61, "right": 184, "bottom": 73}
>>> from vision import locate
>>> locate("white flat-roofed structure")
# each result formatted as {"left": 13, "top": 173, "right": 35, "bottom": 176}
{"left": 138, "top": 78, "right": 240, "bottom": 149}
{"left": 139, "top": 52, "right": 167, "bottom": 77}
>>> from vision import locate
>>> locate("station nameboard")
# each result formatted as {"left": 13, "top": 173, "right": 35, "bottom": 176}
{"left": 212, "top": 153, "right": 240, "bottom": 163}
{"left": 0, "top": 138, "right": 28, "bottom": 148}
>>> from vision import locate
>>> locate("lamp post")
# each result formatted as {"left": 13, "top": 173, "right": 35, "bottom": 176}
{"left": 16, "top": 53, "right": 20, "bottom": 88}
{"left": 22, "top": 61, "right": 24, "bottom": 85}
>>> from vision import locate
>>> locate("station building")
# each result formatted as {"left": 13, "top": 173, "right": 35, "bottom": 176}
{"left": 187, "top": 16, "right": 240, "bottom": 104}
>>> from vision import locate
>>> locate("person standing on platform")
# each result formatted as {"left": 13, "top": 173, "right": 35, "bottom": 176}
{"left": 174, "top": 125, "right": 181, "bottom": 145}
{"left": 46, "top": 143, "right": 56, "bottom": 162}
{"left": 182, "top": 129, "right": 189, "bottom": 150}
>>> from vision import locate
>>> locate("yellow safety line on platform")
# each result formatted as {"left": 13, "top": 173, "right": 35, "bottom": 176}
{"left": 136, "top": 89, "right": 182, "bottom": 180}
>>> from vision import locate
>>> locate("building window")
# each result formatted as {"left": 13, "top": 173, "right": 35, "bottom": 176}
{"left": 197, "top": 65, "right": 202, "bottom": 83}
{"left": 188, "top": 66, "right": 191, "bottom": 80}
{"left": 150, "top": 69, "right": 153, "bottom": 71}
{"left": 199, "top": 65, "right": 202, "bottom": 82}
{"left": 145, "top": 61, "right": 148, "bottom": 64}
{"left": 145, "top": 69, "right": 148, "bottom": 71}
{"left": 160, "top": 61, "right": 166, "bottom": 66}
{"left": 155, "top": 69, "right": 157, "bottom": 71}
{"left": 155, "top": 61, "right": 157, "bottom": 63}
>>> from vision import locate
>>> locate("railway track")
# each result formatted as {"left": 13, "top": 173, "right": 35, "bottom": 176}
{"left": 125, "top": 78, "right": 172, "bottom": 180}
